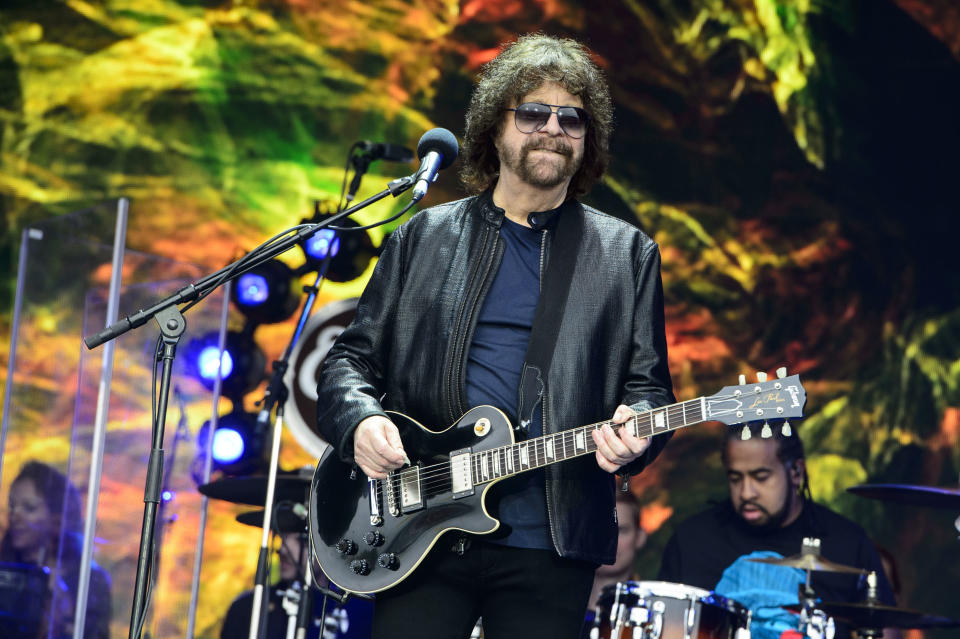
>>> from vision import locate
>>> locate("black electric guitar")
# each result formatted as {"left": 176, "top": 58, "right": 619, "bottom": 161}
{"left": 309, "top": 372, "right": 806, "bottom": 594}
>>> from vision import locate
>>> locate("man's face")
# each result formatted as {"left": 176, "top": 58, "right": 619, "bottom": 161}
{"left": 595, "top": 500, "right": 646, "bottom": 578}
{"left": 278, "top": 532, "right": 304, "bottom": 582}
{"left": 495, "top": 81, "right": 586, "bottom": 190}
{"left": 725, "top": 438, "right": 800, "bottom": 530}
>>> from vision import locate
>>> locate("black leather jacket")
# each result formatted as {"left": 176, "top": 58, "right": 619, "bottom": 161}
{"left": 316, "top": 191, "right": 674, "bottom": 565}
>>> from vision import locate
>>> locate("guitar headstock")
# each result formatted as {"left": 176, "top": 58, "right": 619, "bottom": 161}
{"left": 704, "top": 367, "right": 806, "bottom": 434}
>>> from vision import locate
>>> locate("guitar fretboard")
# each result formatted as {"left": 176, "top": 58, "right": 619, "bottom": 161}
{"left": 469, "top": 398, "right": 706, "bottom": 484}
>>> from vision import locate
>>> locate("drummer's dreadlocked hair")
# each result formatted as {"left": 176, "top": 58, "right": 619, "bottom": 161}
{"left": 722, "top": 424, "right": 812, "bottom": 502}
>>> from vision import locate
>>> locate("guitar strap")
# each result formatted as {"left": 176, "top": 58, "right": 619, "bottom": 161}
{"left": 516, "top": 200, "right": 584, "bottom": 435}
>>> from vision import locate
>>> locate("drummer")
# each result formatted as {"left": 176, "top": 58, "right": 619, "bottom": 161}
{"left": 221, "top": 519, "right": 373, "bottom": 639}
{"left": 658, "top": 423, "right": 897, "bottom": 638}
{"left": 584, "top": 490, "right": 648, "bottom": 626}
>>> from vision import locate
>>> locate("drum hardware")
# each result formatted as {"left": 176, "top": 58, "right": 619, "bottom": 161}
{"left": 785, "top": 601, "right": 960, "bottom": 632}
{"left": 846, "top": 483, "right": 960, "bottom": 510}
{"left": 746, "top": 538, "right": 866, "bottom": 575}
{"left": 592, "top": 581, "right": 750, "bottom": 639}
{"left": 198, "top": 471, "right": 313, "bottom": 506}
{"left": 749, "top": 538, "right": 850, "bottom": 639}
{"left": 229, "top": 499, "right": 373, "bottom": 639}
{"left": 235, "top": 507, "right": 309, "bottom": 534}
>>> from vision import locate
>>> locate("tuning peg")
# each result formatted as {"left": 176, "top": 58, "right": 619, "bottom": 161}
{"left": 781, "top": 421, "right": 792, "bottom": 437}
{"left": 757, "top": 371, "right": 768, "bottom": 382}
{"left": 739, "top": 374, "right": 746, "bottom": 385}
{"left": 740, "top": 425, "right": 752, "bottom": 440}
{"left": 776, "top": 367, "right": 787, "bottom": 379}
{"left": 761, "top": 422, "right": 772, "bottom": 438}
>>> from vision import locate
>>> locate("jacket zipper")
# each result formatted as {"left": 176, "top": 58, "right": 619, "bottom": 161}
{"left": 448, "top": 222, "right": 501, "bottom": 421}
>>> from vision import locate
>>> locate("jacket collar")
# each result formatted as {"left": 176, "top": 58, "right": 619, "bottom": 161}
{"left": 475, "top": 188, "right": 577, "bottom": 231}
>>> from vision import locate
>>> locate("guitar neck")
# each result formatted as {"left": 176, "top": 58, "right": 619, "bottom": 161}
{"left": 469, "top": 398, "right": 707, "bottom": 485}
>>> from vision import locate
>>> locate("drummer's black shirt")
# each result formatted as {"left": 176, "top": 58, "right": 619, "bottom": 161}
{"left": 658, "top": 499, "right": 895, "bottom": 635}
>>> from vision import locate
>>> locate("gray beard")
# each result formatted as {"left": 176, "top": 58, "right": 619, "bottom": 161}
{"left": 501, "top": 139, "right": 581, "bottom": 188}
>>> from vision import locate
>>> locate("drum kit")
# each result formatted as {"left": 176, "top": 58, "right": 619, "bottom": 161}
{"left": 590, "top": 483, "right": 960, "bottom": 639}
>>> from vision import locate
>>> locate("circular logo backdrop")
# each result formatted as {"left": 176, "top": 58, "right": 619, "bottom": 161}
{"left": 283, "top": 297, "right": 358, "bottom": 459}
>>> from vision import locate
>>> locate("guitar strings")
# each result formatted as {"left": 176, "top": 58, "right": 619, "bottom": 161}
{"left": 373, "top": 396, "right": 722, "bottom": 494}
{"left": 376, "top": 388, "right": 789, "bottom": 497}
{"left": 375, "top": 396, "right": 727, "bottom": 493}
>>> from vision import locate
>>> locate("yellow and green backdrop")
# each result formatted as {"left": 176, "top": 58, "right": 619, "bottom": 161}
{"left": 1, "top": 1, "right": 959, "bottom": 638}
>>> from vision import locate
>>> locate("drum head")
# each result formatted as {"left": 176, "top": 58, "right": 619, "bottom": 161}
{"left": 599, "top": 580, "right": 712, "bottom": 603}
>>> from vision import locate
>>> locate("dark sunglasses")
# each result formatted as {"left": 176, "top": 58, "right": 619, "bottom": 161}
{"left": 505, "top": 102, "right": 590, "bottom": 139}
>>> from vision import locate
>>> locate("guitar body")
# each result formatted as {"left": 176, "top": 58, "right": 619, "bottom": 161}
{"left": 309, "top": 405, "right": 514, "bottom": 594}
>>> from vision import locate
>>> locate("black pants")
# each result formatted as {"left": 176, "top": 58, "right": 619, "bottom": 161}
{"left": 371, "top": 537, "right": 597, "bottom": 639}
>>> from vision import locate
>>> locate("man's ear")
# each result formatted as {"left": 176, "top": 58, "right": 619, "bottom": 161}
{"left": 790, "top": 458, "right": 806, "bottom": 490}
{"left": 634, "top": 526, "right": 648, "bottom": 550}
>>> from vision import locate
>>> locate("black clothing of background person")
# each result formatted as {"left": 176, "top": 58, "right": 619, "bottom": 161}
{"left": 659, "top": 499, "right": 896, "bottom": 638}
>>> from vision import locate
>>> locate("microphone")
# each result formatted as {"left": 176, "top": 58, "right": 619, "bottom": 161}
{"left": 356, "top": 141, "right": 414, "bottom": 163}
{"left": 412, "top": 128, "right": 459, "bottom": 203}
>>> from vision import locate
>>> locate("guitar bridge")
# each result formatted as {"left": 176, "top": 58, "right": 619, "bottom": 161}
{"left": 367, "top": 478, "right": 382, "bottom": 526}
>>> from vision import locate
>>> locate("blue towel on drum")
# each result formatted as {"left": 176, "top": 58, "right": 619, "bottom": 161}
{"left": 715, "top": 551, "right": 804, "bottom": 639}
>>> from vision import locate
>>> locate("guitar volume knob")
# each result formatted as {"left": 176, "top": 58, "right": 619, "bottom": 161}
{"left": 335, "top": 539, "right": 357, "bottom": 555}
{"left": 377, "top": 552, "right": 398, "bottom": 570}
{"left": 350, "top": 559, "right": 370, "bottom": 575}
{"left": 363, "top": 531, "right": 384, "bottom": 546}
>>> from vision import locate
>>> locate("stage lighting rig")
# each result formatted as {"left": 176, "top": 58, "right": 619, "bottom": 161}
{"left": 230, "top": 258, "right": 300, "bottom": 325}
{"left": 299, "top": 204, "right": 378, "bottom": 283}
{"left": 205, "top": 409, "right": 267, "bottom": 476}
{"left": 184, "top": 330, "right": 266, "bottom": 402}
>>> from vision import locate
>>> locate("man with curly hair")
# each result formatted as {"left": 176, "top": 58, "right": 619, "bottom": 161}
{"left": 317, "top": 33, "right": 674, "bottom": 639}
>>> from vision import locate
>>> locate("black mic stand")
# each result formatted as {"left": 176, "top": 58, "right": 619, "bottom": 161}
{"left": 83, "top": 175, "right": 414, "bottom": 639}
{"left": 345, "top": 152, "right": 372, "bottom": 204}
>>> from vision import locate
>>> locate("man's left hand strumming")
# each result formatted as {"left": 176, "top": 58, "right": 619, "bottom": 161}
{"left": 592, "top": 405, "right": 651, "bottom": 472}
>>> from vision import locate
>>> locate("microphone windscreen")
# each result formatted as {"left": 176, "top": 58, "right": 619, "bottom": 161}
{"left": 416, "top": 128, "right": 459, "bottom": 169}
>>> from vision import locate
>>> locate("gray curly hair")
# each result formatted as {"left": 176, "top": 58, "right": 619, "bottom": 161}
{"left": 459, "top": 34, "right": 614, "bottom": 198}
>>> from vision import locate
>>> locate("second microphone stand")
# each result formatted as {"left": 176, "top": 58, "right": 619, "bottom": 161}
{"left": 248, "top": 156, "right": 385, "bottom": 639}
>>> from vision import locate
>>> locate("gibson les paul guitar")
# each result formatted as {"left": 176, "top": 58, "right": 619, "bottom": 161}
{"left": 309, "top": 372, "right": 806, "bottom": 594}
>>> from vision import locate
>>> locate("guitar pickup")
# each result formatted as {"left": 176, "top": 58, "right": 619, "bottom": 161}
{"left": 449, "top": 448, "right": 474, "bottom": 499}
{"left": 398, "top": 465, "right": 423, "bottom": 512}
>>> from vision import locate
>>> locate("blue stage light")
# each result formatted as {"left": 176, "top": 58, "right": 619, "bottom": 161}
{"left": 230, "top": 260, "right": 299, "bottom": 324}
{"left": 305, "top": 229, "right": 341, "bottom": 260}
{"left": 197, "top": 345, "right": 233, "bottom": 382}
{"left": 236, "top": 273, "right": 270, "bottom": 306}
{"left": 212, "top": 426, "right": 246, "bottom": 465}
{"left": 186, "top": 331, "right": 266, "bottom": 400}
{"left": 200, "top": 410, "right": 266, "bottom": 476}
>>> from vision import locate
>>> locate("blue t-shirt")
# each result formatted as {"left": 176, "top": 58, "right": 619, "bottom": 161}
{"left": 465, "top": 216, "right": 552, "bottom": 550}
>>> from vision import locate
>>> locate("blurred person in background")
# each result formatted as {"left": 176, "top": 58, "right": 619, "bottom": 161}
{"left": 0, "top": 460, "right": 111, "bottom": 639}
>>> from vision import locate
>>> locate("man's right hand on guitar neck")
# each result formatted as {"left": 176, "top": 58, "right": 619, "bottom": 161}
{"left": 354, "top": 415, "right": 408, "bottom": 479}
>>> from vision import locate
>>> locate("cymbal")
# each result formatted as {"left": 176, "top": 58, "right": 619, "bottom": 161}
{"left": 198, "top": 473, "right": 311, "bottom": 506}
{"left": 847, "top": 483, "right": 960, "bottom": 509}
{"left": 235, "top": 508, "right": 308, "bottom": 534}
{"left": 787, "top": 601, "right": 960, "bottom": 630}
{"left": 747, "top": 554, "right": 866, "bottom": 574}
